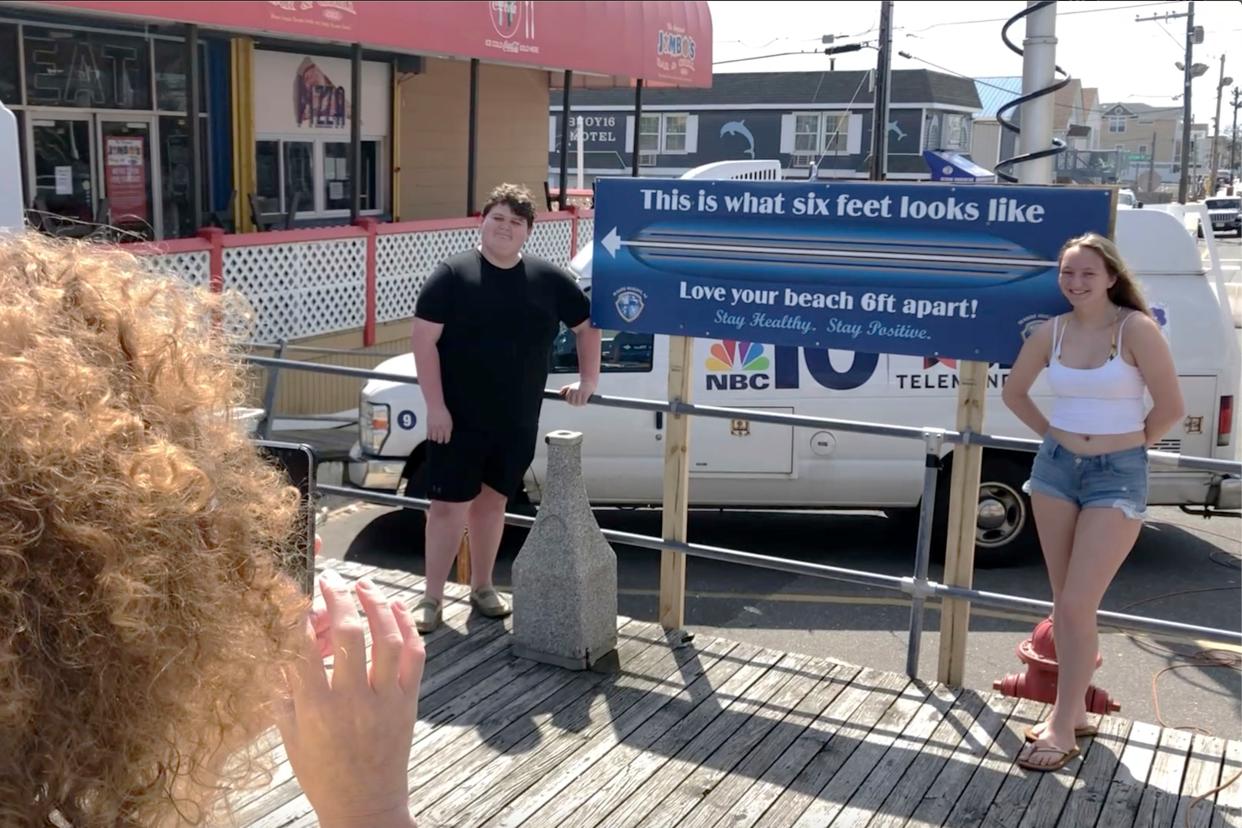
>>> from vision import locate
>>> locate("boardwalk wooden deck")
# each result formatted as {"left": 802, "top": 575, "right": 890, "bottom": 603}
{"left": 235, "top": 561, "right": 1242, "bottom": 828}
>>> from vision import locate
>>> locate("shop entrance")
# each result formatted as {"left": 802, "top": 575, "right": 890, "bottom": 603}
{"left": 27, "top": 111, "right": 160, "bottom": 239}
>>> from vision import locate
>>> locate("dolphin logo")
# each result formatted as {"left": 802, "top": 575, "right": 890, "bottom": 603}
{"left": 720, "top": 120, "right": 756, "bottom": 158}
{"left": 887, "top": 120, "right": 907, "bottom": 142}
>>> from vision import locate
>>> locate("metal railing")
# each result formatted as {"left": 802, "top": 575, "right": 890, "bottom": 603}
{"left": 245, "top": 353, "right": 1242, "bottom": 681}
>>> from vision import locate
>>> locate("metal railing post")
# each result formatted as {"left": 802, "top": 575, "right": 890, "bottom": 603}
{"left": 258, "top": 339, "right": 288, "bottom": 440}
{"left": 905, "top": 429, "right": 945, "bottom": 678}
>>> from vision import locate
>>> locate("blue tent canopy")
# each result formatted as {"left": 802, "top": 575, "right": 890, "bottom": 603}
{"left": 923, "top": 150, "right": 996, "bottom": 182}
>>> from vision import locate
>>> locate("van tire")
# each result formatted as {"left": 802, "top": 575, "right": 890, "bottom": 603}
{"left": 931, "top": 453, "right": 1039, "bottom": 568}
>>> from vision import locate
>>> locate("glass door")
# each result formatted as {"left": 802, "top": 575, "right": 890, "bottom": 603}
{"left": 27, "top": 113, "right": 97, "bottom": 235}
{"left": 98, "top": 118, "right": 158, "bottom": 239}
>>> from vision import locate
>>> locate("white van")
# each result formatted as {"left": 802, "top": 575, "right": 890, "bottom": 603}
{"left": 349, "top": 167, "right": 1240, "bottom": 566}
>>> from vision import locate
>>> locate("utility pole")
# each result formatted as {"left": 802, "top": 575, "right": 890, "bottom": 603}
{"left": 1230, "top": 87, "right": 1240, "bottom": 181}
{"left": 1137, "top": 3, "right": 1196, "bottom": 202}
{"left": 869, "top": 0, "right": 894, "bottom": 181}
{"left": 1210, "top": 54, "right": 1227, "bottom": 190}
{"left": 1147, "top": 130, "right": 1157, "bottom": 192}
{"left": 1019, "top": 1, "right": 1057, "bottom": 186}
{"left": 1178, "top": 2, "right": 1195, "bottom": 202}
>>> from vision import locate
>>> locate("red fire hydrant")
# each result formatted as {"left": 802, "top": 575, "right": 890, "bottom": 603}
{"left": 993, "top": 617, "right": 1121, "bottom": 714}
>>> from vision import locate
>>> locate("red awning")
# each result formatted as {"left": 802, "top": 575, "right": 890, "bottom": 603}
{"left": 34, "top": 0, "right": 713, "bottom": 87}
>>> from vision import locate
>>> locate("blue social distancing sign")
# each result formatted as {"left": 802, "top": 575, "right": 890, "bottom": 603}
{"left": 590, "top": 179, "right": 1112, "bottom": 364}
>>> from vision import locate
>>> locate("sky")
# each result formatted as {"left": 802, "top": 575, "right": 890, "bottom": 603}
{"left": 707, "top": 0, "right": 1242, "bottom": 130}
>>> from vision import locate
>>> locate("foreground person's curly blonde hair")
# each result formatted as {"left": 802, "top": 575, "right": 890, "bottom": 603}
{"left": 0, "top": 233, "right": 307, "bottom": 826}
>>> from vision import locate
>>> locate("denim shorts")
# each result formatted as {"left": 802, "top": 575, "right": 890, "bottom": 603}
{"left": 1023, "top": 437, "right": 1150, "bottom": 520}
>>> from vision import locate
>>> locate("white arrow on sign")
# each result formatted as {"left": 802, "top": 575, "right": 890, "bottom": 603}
{"left": 601, "top": 227, "right": 622, "bottom": 258}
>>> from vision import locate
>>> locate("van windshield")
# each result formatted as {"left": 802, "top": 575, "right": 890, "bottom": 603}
{"left": 1206, "top": 199, "right": 1240, "bottom": 209}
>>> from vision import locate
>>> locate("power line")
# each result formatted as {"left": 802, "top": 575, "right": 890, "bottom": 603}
{"left": 897, "top": 1, "right": 1179, "bottom": 34}
{"left": 713, "top": 50, "right": 821, "bottom": 66}
{"left": 714, "top": 1, "right": 1182, "bottom": 69}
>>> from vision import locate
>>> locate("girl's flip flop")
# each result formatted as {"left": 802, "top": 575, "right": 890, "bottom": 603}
{"left": 1017, "top": 744, "right": 1081, "bottom": 773}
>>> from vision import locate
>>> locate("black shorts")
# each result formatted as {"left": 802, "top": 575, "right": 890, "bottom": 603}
{"left": 424, "top": 426, "right": 538, "bottom": 502}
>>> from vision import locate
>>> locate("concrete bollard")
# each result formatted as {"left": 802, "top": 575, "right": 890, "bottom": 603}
{"left": 512, "top": 430, "right": 619, "bottom": 671}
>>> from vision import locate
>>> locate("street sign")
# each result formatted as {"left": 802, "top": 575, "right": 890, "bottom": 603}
{"left": 591, "top": 178, "right": 1113, "bottom": 364}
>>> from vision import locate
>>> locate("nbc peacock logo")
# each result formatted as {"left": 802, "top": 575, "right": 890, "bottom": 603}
{"left": 705, "top": 341, "right": 772, "bottom": 390}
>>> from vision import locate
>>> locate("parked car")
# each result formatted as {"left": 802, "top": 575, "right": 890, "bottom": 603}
{"left": 1204, "top": 197, "right": 1242, "bottom": 237}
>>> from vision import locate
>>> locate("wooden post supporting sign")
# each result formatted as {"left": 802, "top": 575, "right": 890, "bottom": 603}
{"left": 937, "top": 359, "right": 988, "bottom": 686}
{"left": 659, "top": 335, "right": 694, "bottom": 630}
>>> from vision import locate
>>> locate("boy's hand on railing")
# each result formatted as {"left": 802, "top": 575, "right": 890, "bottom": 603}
{"left": 559, "top": 377, "right": 597, "bottom": 407}
{"left": 275, "top": 569, "right": 424, "bottom": 828}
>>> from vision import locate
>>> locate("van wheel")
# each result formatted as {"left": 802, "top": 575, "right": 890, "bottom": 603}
{"left": 932, "top": 454, "right": 1039, "bottom": 568}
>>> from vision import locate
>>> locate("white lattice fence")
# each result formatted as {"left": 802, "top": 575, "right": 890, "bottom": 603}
{"left": 375, "top": 227, "right": 478, "bottom": 324}
{"left": 576, "top": 217, "right": 594, "bottom": 255}
{"left": 222, "top": 238, "right": 367, "bottom": 342}
{"left": 527, "top": 218, "right": 574, "bottom": 267}
{"left": 144, "top": 251, "right": 211, "bottom": 288}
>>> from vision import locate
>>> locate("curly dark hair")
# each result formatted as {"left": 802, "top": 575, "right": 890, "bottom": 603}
{"left": 481, "top": 183, "right": 537, "bottom": 228}
{"left": 0, "top": 233, "right": 307, "bottom": 826}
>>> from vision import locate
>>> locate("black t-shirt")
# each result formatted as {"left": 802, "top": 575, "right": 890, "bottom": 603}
{"left": 414, "top": 249, "right": 591, "bottom": 431}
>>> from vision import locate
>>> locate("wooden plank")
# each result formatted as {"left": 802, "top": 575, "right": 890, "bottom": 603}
{"left": 893, "top": 693, "right": 1022, "bottom": 827}
{"left": 1013, "top": 710, "right": 1112, "bottom": 828}
{"left": 969, "top": 697, "right": 1059, "bottom": 828}
{"left": 1096, "top": 720, "right": 1162, "bottom": 828}
{"left": 396, "top": 622, "right": 673, "bottom": 820}
{"left": 1173, "top": 734, "right": 1228, "bottom": 828}
{"left": 600, "top": 651, "right": 806, "bottom": 827}
{"left": 723, "top": 667, "right": 891, "bottom": 828}
{"left": 1024, "top": 714, "right": 1130, "bottom": 828}
{"left": 937, "top": 358, "right": 988, "bottom": 686}
{"left": 752, "top": 670, "right": 913, "bottom": 828}
{"left": 283, "top": 623, "right": 664, "bottom": 828}
{"left": 865, "top": 689, "right": 991, "bottom": 828}
{"left": 434, "top": 635, "right": 750, "bottom": 828}
{"left": 937, "top": 696, "right": 1049, "bottom": 827}
{"left": 671, "top": 661, "right": 863, "bottom": 828}
{"left": 1132, "top": 727, "right": 1195, "bottom": 828}
{"left": 505, "top": 644, "right": 781, "bottom": 828}
{"left": 660, "top": 334, "right": 694, "bottom": 630}
{"left": 1211, "top": 738, "right": 1242, "bottom": 828}
{"left": 822, "top": 682, "right": 961, "bottom": 827}
{"left": 789, "top": 678, "right": 943, "bottom": 827}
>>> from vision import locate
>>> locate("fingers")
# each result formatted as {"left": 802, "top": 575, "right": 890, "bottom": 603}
{"left": 318, "top": 570, "right": 369, "bottom": 692}
{"left": 355, "top": 578, "right": 403, "bottom": 691}
{"left": 281, "top": 613, "right": 332, "bottom": 723}
{"left": 391, "top": 601, "right": 427, "bottom": 696}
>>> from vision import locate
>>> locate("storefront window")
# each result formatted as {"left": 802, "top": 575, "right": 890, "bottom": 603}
{"left": 323, "top": 141, "right": 378, "bottom": 211}
{"left": 24, "top": 26, "right": 152, "bottom": 110}
{"left": 159, "top": 116, "right": 210, "bottom": 239}
{"left": 154, "top": 39, "right": 208, "bottom": 113}
{"left": 0, "top": 23, "right": 19, "bottom": 105}
{"left": 256, "top": 140, "right": 281, "bottom": 204}
{"left": 284, "top": 141, "right": 314, "bottom": 215}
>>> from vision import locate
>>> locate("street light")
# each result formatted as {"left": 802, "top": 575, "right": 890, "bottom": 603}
{"left": 1175, "top": 61, "right": 1210, "bottom": 77}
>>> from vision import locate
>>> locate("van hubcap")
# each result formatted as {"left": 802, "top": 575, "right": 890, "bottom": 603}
{"left": 976, "top": 481, "right": 1026, "bottom": 548}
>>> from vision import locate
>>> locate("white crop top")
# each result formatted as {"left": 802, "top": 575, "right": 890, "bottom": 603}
{"left": 1046, "top": 313, "right": 1147, "bottom": 435}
